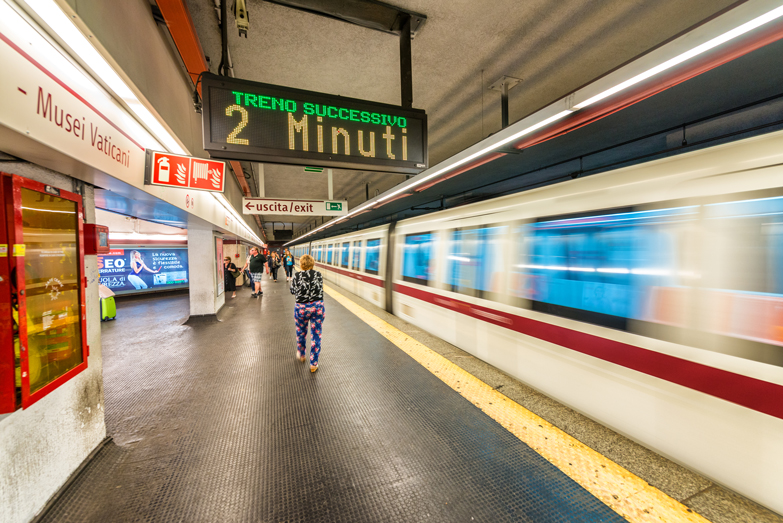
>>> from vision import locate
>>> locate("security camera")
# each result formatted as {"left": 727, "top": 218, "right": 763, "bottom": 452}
{"left": 234, "top": 0, "right": 248, "bottom": 38}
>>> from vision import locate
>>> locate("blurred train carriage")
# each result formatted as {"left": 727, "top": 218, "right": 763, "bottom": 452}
{"left": 290, "top": 129, "right": 783, "bottom": 508}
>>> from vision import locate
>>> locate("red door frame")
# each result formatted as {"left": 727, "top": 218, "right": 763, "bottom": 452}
{"left": 3, "top": 173, "right": 89, "bottom": 409}
{"left": 0, "top": 176, "right": 14, "bottom": 412}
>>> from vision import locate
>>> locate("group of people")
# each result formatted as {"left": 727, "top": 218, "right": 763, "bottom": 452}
{"left": 221, "top": 248, "right": 325, "bottom": 373}
{"left": 221, "top": 247, "right": 297, "bottom": 299}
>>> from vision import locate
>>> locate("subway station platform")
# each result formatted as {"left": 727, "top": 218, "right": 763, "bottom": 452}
{"left": 38, "top": 279, "right": 782, "bottom": 523}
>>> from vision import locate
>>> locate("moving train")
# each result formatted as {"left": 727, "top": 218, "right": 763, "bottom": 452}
{"left": 292, "top": 129, "right": 783, "bottom": 513}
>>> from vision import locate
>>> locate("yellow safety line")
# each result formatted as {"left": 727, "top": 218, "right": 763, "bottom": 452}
{"left": 324, "top": 285, "right": 710, "bottom": 523}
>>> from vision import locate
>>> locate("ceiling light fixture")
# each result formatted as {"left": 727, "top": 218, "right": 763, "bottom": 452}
{"left": 574, "top": 4, "right": 783, "bottom": 109}
{"left": 212, "top": 193, "right": 263, "bottom": 245}
{"left": 109, "top": 232, "right": 188, "bottom": 241}
{"left": 21, "top": 0, "right": 187, "bottom": 155}
{"left": 376, "top": 110, "right": 574, "bottom": 204}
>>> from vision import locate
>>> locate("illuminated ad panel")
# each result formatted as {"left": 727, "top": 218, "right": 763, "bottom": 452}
{"left": 98, "top": 248, "right": 189, "bottom": 295}
{"left": 201, "top": 73, "right": 428, "bottom": 174}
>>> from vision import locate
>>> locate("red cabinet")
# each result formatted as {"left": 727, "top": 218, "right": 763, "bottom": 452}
{"left": 0, "top": 173, "right": 88, "bottom": 412}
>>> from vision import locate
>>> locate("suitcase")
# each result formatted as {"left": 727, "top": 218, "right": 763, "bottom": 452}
{"left": 100, "top": 296, "right": 116, "bottom": 321}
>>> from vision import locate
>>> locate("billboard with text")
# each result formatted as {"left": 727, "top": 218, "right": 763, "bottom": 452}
{"left": 98, "top": 248, "right": 189, "bottom": 295}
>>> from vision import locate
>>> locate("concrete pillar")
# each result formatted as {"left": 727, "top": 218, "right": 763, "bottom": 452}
{"left": 186, "top": 216, "right": 225, "bottom": 321}
{"left": 256, "top": 163, "right": 265, "bottom": 197}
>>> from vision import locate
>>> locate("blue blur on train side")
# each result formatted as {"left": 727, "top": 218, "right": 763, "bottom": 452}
{"left": 395, "top": 194, "right": 783, "bottom": 356}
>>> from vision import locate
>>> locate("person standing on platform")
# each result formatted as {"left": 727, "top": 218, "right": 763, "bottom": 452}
{"left": 223, "top": 256, "right": 238, "bottom": 298}
{"left": 266, "top": 251, "right": 280, "bottom": 283}
{"left": 241, "top": 246, "right": 266, "bottom": 298}
{"left": 290, "top": 254, "right": 324, "bottom": 373}
{"left": 283, "top": 249, "right": 295, "bottom": 281}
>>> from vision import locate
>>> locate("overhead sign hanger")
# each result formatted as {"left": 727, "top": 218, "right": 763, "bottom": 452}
{"left": 197, "top": 0, "right": 428, "bottom": 174}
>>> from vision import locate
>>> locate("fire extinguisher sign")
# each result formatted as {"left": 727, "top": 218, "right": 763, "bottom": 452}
{"left": 144, "top": 150, "right": 226, "bottom": 193}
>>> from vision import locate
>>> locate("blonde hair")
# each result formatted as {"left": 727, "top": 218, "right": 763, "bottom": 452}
{"left": 300, "top": 254, "right": 315, "bottom": 271}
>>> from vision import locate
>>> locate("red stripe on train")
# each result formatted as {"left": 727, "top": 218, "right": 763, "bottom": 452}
{"left": 315, "top": 262, "right": 383, "bottom": 287}
{"left": 315, "top": 262, "right": 783, "bottom": 419}
{"left": 394, "top": 283, "right": 783, "bottom": 420}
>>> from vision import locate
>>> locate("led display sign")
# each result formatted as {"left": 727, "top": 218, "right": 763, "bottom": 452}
{"left": 201, "top": 73, "right": 427, "bottom": 174}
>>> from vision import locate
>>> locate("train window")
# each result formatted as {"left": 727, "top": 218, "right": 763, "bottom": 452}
{"left": 447, "top": 226, "right": 506, "bottom": 297}
{"left": 352, "top": 241, "right": 361, "bottom": 270}
{"left": 341, "top": 242, "right": 350, "bottom": 268}
{"left": 327, "top": 244, "right": 333, "bottom": 264}
{"left": 365, "top": 239, "right": 381, "bottom": 275}
{"left": 516, "top": 206, "right": 696, "bottom": 330}
{"left": 402, "top": 233, "right": 434, "bottom": 285}
{"left": 702, "top": 196, "right": 783, "bottom": 293}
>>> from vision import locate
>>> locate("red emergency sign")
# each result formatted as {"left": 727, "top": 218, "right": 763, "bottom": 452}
{"left": 145, "top": 150, "right": 226, "bottom": 193}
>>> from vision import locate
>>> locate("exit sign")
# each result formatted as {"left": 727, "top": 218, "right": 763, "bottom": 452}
{"left": 243, "top": 198, "right": 348, "bottom": 216}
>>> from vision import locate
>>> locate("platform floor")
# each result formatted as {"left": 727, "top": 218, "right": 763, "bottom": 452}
{"left": 39, "top": 278, "right": 782, "bottom": 523}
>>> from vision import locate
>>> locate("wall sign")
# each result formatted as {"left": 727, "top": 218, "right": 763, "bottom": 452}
{"left": 243, "top": 198, "right": 348, "bottom": 216}
{"left": 144, "top": 150, "right": 226, "bottom": 192}
{"left": 201, "top": 73, "right": 427, "bottom": 174}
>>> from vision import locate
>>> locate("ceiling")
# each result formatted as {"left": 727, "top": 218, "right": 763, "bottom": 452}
{"left": 183, "top": 0, "right": 741, "bottom": 238}
{"left": 302, "top": 34, "right": 783, "bottom": 241}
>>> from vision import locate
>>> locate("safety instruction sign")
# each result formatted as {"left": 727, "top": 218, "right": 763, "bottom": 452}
{"left": 144, "top": 150, "right": 226, "bottom": 193}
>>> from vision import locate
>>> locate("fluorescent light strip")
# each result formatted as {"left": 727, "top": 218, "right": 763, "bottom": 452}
{"left": 283, "top": 109, "right": 575, "bottom": 243}
{"left": 575, "top": 4, "right": 783, "bottom": 109}
{"left": 0, "top": 1, "right": 165, "bottom": 152}
{"left": 23, "top": 0, "right": 187, "bottom": 154}
{"left": 212, "top": 193, "right": 263, "bottom": 245}
{"left": 376, "top": 110, "right": 574, "bottom": 204}
{"left": 109, "top": 232, "right": 187, "bottom": 241}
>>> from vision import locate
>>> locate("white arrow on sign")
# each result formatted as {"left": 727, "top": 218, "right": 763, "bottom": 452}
{"left": 242, "top": 198, "right": 348, "bottom": 216}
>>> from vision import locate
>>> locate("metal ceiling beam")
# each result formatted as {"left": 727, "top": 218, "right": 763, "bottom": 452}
{"left": 262, "top": 0, "right": 426, "bottom": 36}
{"left": 155, "top": 0, "right": 209, "bottom": 84}
{"left": 155, "top": 0, "right": 266, "bottom": 243}
{"left": 399, "top": 13, "right": 412, "bottom": 108}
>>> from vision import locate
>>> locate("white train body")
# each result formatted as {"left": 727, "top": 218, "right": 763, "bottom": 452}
{"left": 293, "top": 130, "right": 783, "bottom": 514}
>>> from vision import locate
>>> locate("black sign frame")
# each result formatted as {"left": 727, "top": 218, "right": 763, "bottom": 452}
{"left": 201, "top": 73, "right": 428, "bottom": 174}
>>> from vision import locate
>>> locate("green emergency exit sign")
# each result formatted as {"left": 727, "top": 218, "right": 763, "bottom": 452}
{"left": 326, "top": 202, "right": 342, "bottom": 211}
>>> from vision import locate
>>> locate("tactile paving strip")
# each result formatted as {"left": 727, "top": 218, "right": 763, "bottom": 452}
{"left": 40, "top": 282, "right": 629, "bottom": 522}
{"left": 324, "top": 284, "right": 711, "bottom": 523}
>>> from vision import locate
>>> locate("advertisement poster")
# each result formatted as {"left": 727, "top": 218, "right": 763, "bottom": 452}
{"left": 216, "top": 237, "right": 224, "bottom": 296}
{"left": 98, "top": 248, "right": 189, "bottom": 295}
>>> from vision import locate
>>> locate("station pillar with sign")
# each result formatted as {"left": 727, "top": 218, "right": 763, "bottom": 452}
{"left": 185, "top": 216, "right": 227, "bottom": 321}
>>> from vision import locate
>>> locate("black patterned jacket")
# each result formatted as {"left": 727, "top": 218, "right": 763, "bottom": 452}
{"left": 290, "top": 270, "right": 324, "bottom": 303}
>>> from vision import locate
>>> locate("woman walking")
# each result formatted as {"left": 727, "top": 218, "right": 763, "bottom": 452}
{"left": 269, "top": 251, "right": 281, "bottom": 282}
{"left": 223, "top": 256, "right": 238, "bottom": 298}
{"left": 290, "top": 254, "right": 324, "bottom": 373}
{"left": 282, "top": 249, "right": 295, "bottom": 281}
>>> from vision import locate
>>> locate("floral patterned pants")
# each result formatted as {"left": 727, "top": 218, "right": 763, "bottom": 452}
{"left": 294, "top": 300, "right": 325, "bottom": 365}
